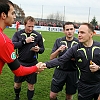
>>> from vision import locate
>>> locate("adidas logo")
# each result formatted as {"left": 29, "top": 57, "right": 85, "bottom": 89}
{"left": 57, "top": 66, "right": 60, "bottom": 68}
{"left": 78, "top": 59, "right": 82, "bottom": 62}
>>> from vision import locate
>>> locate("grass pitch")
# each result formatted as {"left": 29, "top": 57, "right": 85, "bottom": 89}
{"left": 0, "top": 28, "right": 100, "bottom": 100}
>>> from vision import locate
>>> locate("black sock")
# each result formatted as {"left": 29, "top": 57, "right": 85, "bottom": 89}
{"left": 27, "top": 89, "right": 34, "bottom": 100}
{"left": 50, "top": 97, "right": 58, "bottom": 100}
{"left": 55, "top": 98, "right": 58, "bottom": 100}
{"left": 14, "top": 87, "right": 21, "bottom": 98}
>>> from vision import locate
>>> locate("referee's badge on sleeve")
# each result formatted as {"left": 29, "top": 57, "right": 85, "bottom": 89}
{"left": 11, "top": 52, "right": 16, "bottom": 60}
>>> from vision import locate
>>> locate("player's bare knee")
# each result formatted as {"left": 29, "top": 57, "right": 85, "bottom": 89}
{"left": 14, "top": 85, "right": 21, "bottom": 89}
{"left": 66, "top": 96, "right": 73, "bottom": 100}
{"left": 50, "top": 95, "right": 56, "bottom": 100}
{"left": 14, "top": 83, "right": 21, "bottom": 89}
{"left": 28, "top": 84, "right": 34, "bottom": 90}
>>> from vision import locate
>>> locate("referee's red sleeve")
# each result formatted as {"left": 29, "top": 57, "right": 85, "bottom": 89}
{"left": 12, "top": 65, "right": 38, "bottom": 76}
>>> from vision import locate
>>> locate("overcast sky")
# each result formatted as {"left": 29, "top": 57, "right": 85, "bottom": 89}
{"left": 11, "top": 0, "right": 100, "bottom": 23}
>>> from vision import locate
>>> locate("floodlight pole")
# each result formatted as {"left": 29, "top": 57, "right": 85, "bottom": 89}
{"left": 63, "top": 6, "right": 65, "bottom": 24}
{"left": 41, "top": 5, "right": 43, "bottom": 21}
{"left": 88, "top": 7, "right": 91, "bottom": 23}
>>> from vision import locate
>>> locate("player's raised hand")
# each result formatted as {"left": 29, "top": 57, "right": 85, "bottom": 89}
{"left": 58, "top": 45, "right": 67, "bottom": 52}
{"left": 25, "top": 36, "right": 34, "bottom": 43}
{"left": 36, "top": 62, "right": 47, "bottom": 73}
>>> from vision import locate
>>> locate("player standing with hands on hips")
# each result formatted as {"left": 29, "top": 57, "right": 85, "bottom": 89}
{"left": 0, "top": 0, "right": 46, "bottom": 93}
{"left": 12, "top": 16, "right": 45, "bottom": 100}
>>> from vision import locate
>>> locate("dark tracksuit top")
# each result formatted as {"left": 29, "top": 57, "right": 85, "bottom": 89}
{"left": 12, "top": 29, "right": 45, "bottom": 66}
{"left": 46, "top": 41, "right": 100, "bottom": 85}
{"left": 51, "top": 36, "right": 78, "bottom": 71}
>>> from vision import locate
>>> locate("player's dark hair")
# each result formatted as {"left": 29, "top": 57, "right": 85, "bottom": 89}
{"left": 63, "top": 22, "right": 74, "bottom": 30}
{"left": 81, "top": 23, "right": 94, "bottom": 33}
{"left": 0, "top": 0, "right": 14, "bottom": 17}
{"left": 24, "top": 16, "right": 36, "bottom": 25}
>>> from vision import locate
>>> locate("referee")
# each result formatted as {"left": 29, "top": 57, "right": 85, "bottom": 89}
{"left": 49, "top": 22, "right": 79, "bottom": 100}
{"left": 12, "top": 16, "right": 45, "bottom": 100}
{"left": 44, "top": 23, "right": 100, "bottom": 100}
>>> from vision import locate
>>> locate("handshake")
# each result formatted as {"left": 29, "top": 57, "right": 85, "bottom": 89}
{"left": 36, "top": 62, "right": 47, "bottom": 73}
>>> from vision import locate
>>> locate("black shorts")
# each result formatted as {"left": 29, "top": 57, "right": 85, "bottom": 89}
{"left": 14, "top": 72, "right": 37, "bottom": 84}
{"left": 78, "top": 81, "right": 100, "bottom": 100}
{"left": 51, "top": 68, "right": 78, "bottom": 94}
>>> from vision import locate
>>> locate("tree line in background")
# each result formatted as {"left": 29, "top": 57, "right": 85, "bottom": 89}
{"left": 14, "top": 4, "right": 25, "bottom": 24}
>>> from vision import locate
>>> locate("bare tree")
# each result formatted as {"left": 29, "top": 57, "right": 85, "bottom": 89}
{"left": 47, "top": 11, "right": 64, "bottom": 21}
{"left": 14, "top": 4, "right": 25, "bottom": 23}
{"left": 55, "top": 12, "right": 63, "bottom": 21}
{"left": 47, "top": 13, "right": 55, "bottom": 20}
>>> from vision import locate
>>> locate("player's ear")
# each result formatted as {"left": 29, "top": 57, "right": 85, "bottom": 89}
{"left": 1, "top": 12, "right": 7, "bottom": 19}
{"left": 90, "top": 31, "right": 94, "bottom": 37}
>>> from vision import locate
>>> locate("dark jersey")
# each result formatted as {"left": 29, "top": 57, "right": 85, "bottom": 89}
{"left": 12, "top": 29, "right": 45, "bottom": 66}
{"left": 51, "top": 36, "right": 78, "bottom": 71}
{"left": 46, "top": 41, "right": 100, "bottom": 85}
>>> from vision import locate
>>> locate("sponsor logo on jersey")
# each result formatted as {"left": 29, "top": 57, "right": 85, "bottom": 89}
{"left": 11, "top": 52, "right": 16, "bottom": 60}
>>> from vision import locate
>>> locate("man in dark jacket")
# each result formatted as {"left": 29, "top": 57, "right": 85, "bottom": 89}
{"left": 12, "top": 16, "right": 45, "bottom": 100}
{"left": 42, "top": 23, "right": 100, "bottom": 100}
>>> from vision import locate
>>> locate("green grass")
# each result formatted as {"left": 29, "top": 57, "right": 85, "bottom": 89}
{"left": 0, "top": 28, "right": 100, "bottom": 100}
